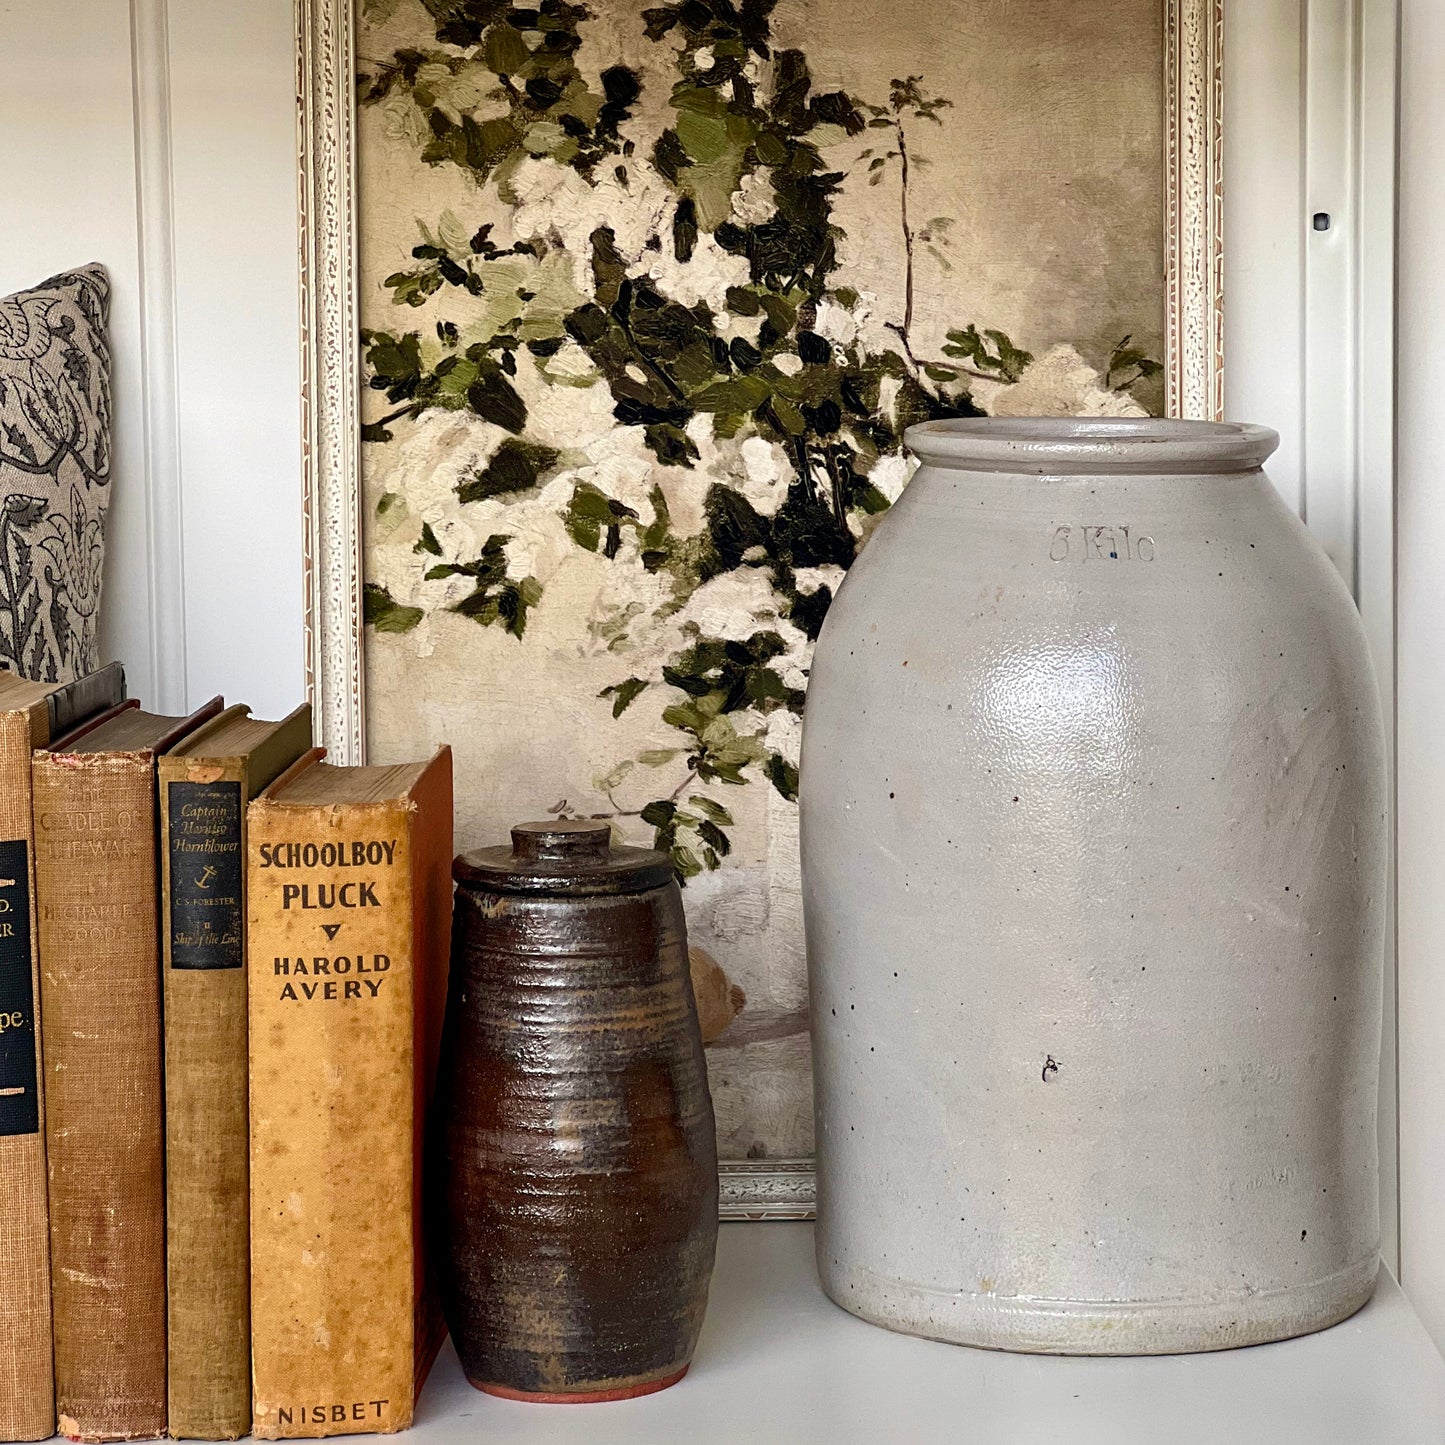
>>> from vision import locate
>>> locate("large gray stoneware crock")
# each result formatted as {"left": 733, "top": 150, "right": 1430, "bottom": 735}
{"left": 800, "top": 418, "right": 1386, "bottom": 1354}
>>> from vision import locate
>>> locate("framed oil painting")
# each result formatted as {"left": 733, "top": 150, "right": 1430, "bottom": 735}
{"left": 298, "top": 0, "right": 1223, "bottom": 1217}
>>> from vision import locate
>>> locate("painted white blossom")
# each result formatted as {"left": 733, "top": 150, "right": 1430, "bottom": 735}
{"left": 378, "top": 92, "right": 429, "bottom": 149}
{"left": 843, "top": 286, "right": 895, "bottom": 356}
{"left": 867, "top": 451, "right": 915, "bottom": 503}
{"left": 370, "top": 524, "right": 475, "bottom": 613}
{"left": 583, "top": 555, "right": 678, "bottom": 656}
{"left": 791, "top": 564, "right": 846, "bottom": 596}
{"left": 417, "top": 473, "right": 575, "bottom": 586}
{"left": 765, "top": 708, "right": 803, "bottom": 766}
{"left": 514, "top": 356, "right": 616, "bottom": 453}
{"left": 685, "top": 412, "right": 714, "bottom": 449}
{"left": 374, "top": 409, "right": 572, "bottom": 592}
{"left": 496, "top": 482, "right": 577, "bottom": 583}
{"left": 429, "top": 514, "right": 478, "bottom": 560}
{"left": 815, "top": 287, "right": 893, "bottom": 359}
{"left": 730, "top": 169, "right": 778, "bottom": 227}
{"left": 990, "top": 344, "right": 1147, "bottom": 419}
{"left": 636, "top": 417, "right": 714, "bottom": 537}
{"left": 737, "top": 435, "right": 790, "bottom": 517}
{"left": 675, "top": 568, "right": 789, "bottom": 642}
{"left": 565, "top": 428, "right": 665, "bottom": 517}
{"left": 366, "top": 416, "right": 488, "bottom": 614}
{"left": 535, "top": 339, "right": 596, "bottom": 385}
{"left": 644, "top": 223, "right": 752, "bottom": 315}
{"left": 771, "top": 352, "right": 803, "bottom": 377}
{"left": 812, "top": 299, "right": 857, "bottom": 346}
{"left": 715, "top": 308, "right": 766, "bottom": 347}
{"left": 506, "top": 158, "right": 672, "bottom": 291}
{"left": 876, "top": 374, "right": 902, "bottom": 427}
{"left": 377, "top": 411, "right": 497, "bottom": 518}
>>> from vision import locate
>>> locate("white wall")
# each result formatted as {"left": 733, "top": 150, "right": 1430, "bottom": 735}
{"left": 0, "top": 0, "right": 305, "bottom": 718}
{"left": 1225, "top": 1, "right": 1305, "bottom": 510}
{"left": 1224, "top": 0, "right": 1400, "bottom": 1273}
{"left": 1397, "top": 0, "right": 1445, "bottom": 1356}
{"left": 167, "top": 1, "right": 305, "bottom": 716}
{"left": 0, "top": 1, "right": 153, "bottom": 696}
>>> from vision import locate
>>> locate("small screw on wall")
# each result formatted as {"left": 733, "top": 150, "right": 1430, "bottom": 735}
{"left": 1312, "top": 212, "right": 1332, "bottom": 232}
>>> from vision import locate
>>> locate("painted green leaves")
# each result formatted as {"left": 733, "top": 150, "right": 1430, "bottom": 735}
{"left": 664, "top": 631, "right": 804, "bottom": 721}
{"left": 361, "top": 326, "right": 529, "bottom": 438}
{"left": 564, "top": 230, "right": 714, "bottom": 466}
{"left": 363, "top": 583, "right": 424, "bottom": 634}
{"left": 598, "top": 628, "right": 804, "bottom": 868}
{"left": 598, "top": 677, "right": 648, "bottom": 718}
{"left": 379, "top": 525, "right": 542, "bottom": 640}
{"left": 359, "top": 1, "right": 642, "bottom": 184}
{"left": 941, "top": 325, "right": 1035, "bottom": 385}
{"left": 645, "top": 17, "right": 866, "bottom": 297}
{"left": 641, "top": 795, "right": 737, "bottom": 877}
{"left": 1107, "top": 335, "right": 1164, "bottom": 392}
{"left": 562, "top": 481, "right": 639, "bottom": 557}
{"left": 421, "top": 533, "right": 542, "bottom": 638}
{"left": 458, "top": 438, "right": 559, "bottom": 502}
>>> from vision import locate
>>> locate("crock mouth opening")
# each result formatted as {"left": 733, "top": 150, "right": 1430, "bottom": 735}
{"left": 903, "top": 417, "right": 1280, "bottom": 476}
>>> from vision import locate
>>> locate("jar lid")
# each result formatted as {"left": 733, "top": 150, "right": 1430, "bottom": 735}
{"left": 453, "top": 819, "right": 675, "bottom": 896}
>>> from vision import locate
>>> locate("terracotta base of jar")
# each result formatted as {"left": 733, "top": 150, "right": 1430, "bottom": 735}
{"left": 467, "top": 1365, "right": 689, "bottom": 1403}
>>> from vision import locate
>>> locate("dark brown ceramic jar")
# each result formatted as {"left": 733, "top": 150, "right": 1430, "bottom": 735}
{"left": 434, "top": 820, "right": 719, "bottom": 1403}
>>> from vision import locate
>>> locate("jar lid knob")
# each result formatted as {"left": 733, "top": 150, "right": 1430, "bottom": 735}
{"left": 510, "top": 819, "right": 612, "bottom": 865}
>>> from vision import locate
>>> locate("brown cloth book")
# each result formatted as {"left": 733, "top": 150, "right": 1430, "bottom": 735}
{"left": 35, "top": 695, "right": 224, "bottom": 1443}
{"left": 248, "top": 747, "right": 453, "bottom": 1439}
{"left": 160, "top": 704, "right": 313, "bottom": 1440}
{"left": 0, "top": 663, "right": 125, "bottom": 1442}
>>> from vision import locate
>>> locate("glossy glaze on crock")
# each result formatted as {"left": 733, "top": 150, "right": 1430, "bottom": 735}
{"left": 800, "top": 419, "right": 1387, "bottom": 1354}
{"left": 434, "top": 821, "right": 718, "bottom": 1398}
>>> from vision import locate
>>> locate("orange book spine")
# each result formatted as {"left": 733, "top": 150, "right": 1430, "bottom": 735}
{"left": 247, "top": 754, "right": 450, "bottom": 1439}
{"left": 161, "top": 755, "right": 251, "bottom": 1440}
{"left": 34, "top": 752, "right": 167, "bottom": 1442}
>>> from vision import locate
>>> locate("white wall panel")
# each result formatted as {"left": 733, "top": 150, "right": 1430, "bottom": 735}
{"left": 1397, "top": 0, "right": 1445, "bottom": 1357}
{"left": 1223, "top": 0, "right": 1306, "bottom": 512}
{"left": 0, "top": 0, "right": 156, "bottom": 703}
{"left": 0, "top": 0, "right": 305, "bottom": 717}
{"left": 168, "top": 0, "right": 305, "bottom": 718}
{"left": 1224, "top": 0, "right": 1400, "bottom": 1275}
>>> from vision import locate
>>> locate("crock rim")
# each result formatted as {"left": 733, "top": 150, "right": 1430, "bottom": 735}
{"left": 903, "top": 418, "right": 1280, "bottom": 475}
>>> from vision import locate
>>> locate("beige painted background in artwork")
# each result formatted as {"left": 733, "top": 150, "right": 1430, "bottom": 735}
{"left": 787, "top": 0, "right": 1164, "bottom": 369}
{"left": 357, "top": 0, "right": 1165, "bottom": 1165}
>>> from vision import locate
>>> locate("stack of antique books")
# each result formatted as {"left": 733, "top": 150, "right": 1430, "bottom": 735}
{"left": 0, "top": 665, "right": 452, "bottom": 1442}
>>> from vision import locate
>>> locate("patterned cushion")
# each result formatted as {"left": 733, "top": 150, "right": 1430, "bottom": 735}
{"left": 0, "top": 264, "right": 111, "bottom": 682}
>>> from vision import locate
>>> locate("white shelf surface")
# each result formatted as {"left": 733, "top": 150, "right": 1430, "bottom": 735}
{"left": 412, "top": 1222, "right": 1445, "bottom": 1444}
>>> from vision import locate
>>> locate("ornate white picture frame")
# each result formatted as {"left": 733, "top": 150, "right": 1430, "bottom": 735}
{"left": 296, "top": 0, "right": 1224, "bottom": 1220}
